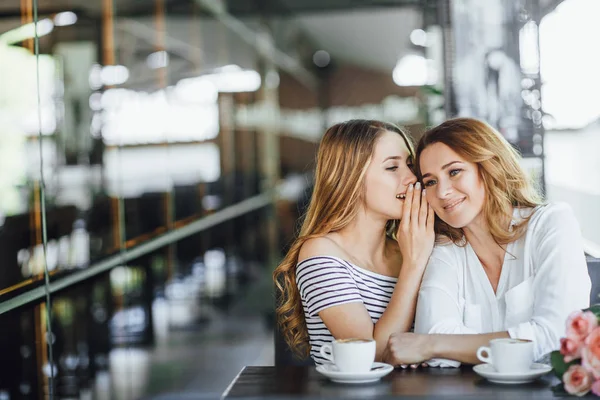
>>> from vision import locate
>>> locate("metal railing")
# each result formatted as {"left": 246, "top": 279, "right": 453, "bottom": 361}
{"left": 0, "top": 190, "right": 276, "bottom": 315}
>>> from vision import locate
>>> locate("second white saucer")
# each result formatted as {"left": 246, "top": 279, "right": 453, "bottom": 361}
{"left": 473, "top": 363, "right": 553, "bottom": 384}
{"left": 316, "top": 362, "right": 394, "bottom": 384}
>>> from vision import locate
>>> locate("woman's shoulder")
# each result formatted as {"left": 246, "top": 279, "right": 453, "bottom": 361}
{"left": 525, "top": 201, "right": 576, "bottom": 230}
{"left": 423, "top": 240, "right": 469, "bottom": 278}
{"left": 420, "top": 241, "right": 464, "bottom": 285}
{"left": 296, "top": 236, "right": 357, "bottom": 275}
{"left": 295, "top": 238, "right": 356, "bottom": 285}
{"left": 298, "top": 235, "right": 348, "bottom": 265}
{"left": 431, "top": 239, "right": 464, "bottom": 259}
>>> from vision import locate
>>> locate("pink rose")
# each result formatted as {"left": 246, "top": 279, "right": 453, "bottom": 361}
{"left": 567, "top": 311, "right": 598, "bottom": 340}
{"left": 583, "top": 327, "right": 600, "bottom": 379}
{"left": 561, "top": 337, "right": 583, "bottom": 362}
{"left": 592, "top": 380, "right": 600, "bottom": 397}
{"left": 563, "top": 365, "right": 592, "bottom": 396}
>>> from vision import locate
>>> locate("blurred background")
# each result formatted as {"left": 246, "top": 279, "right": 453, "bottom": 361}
{"left": 0, "top": 0, "right": 598, "bottom": 398}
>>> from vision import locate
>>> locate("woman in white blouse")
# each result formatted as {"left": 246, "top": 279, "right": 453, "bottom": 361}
{"left": 382, "top": 117, "right": 591, "bottom": 367}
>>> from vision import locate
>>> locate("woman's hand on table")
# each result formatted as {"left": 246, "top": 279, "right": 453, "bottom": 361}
{"left": 382, "top": 332, "right": 433, "bottom": 367}
{"left": 397, "top": 362, "right": 429, "bottom": 369}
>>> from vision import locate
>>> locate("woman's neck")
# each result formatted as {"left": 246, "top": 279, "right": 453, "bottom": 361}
{"left": 463, "top": 212, "right": 511, "bottom": 270}
{"left": 334, "top": 211, "right": 389, "bottom": 267}
{"left": 463, "top": 213, "right": 494, "bottom": 248}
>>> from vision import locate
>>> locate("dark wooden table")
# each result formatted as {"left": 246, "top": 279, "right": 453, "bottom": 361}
{"left": 222, "top": 365, "right": 563, "bottom": 399}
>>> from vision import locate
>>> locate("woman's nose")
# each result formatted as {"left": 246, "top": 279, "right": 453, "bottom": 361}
{"left": 403, "top": 171, "right": 417, "bottom": 187}
{"left": 436, "top": 179, "right": 452, "bottom": 199}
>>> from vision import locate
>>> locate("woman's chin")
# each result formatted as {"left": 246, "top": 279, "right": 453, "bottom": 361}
{"left": 439, "top": 215, "right": 468, "bottom": 229}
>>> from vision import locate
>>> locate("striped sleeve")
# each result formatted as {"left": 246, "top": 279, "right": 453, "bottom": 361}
{"left": 296, "top": 257, "right": 363, "bottom": 317}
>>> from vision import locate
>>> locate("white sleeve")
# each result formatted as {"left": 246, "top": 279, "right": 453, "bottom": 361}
{"left": 415, "top": 245, "right": 477, "bottom": 368}
{"left": 507, "top": 203, "right": 591, "bottom": 361}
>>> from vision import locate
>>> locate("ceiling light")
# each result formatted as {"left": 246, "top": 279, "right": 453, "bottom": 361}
{"left": 100, "top": 65, "right": 130, "bottom": 86}
{"left": 410, "top": 29, "right": 428, "bottom": 47}
{"left": 313, "top": 50, "right": 331, "bottom": 68}
{"left": 392, "top": 55, "right": 436, "bottom": 87}
{"left": 54, "top": 12, "right": 78, "bottom": 27}
{"left": 205, "top": 65, "right": 261, "bottom": 92}
{"left": 147, "top": 51, "right": 169, "bottom": 69}
{"left": 0, "top": 19, "right": 53, "bottom": 44}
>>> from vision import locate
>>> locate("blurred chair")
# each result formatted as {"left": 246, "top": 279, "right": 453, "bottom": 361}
{"left": 587, "top": 256, "right": 600, "bottom": 305}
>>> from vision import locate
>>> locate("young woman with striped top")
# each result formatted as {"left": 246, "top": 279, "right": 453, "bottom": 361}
{"left": 273, "top": 119, "right": 435, "bottom": 365}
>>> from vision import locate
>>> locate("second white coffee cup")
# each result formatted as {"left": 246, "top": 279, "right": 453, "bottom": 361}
{"left": 320, "top": 338, "right": 376, "bottom": 373}
{"left": 476, "top": 338, "right": 534, "bottom": 373}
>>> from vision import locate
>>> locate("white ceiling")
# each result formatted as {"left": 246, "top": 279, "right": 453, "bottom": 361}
{"left": 294, "top": 7, "right": 423, "bottom": 72}
{"left": 0, "top": 1, "right": 565, "bottom": 86}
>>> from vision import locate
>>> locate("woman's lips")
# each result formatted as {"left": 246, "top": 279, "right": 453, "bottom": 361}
{"left": 443, "top": 197, "right": 465, "bottom": 212}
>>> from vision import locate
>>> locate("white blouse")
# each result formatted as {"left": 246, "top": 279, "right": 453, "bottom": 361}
{"left": 414, "top": 202, "right": 591, "bottom": 367}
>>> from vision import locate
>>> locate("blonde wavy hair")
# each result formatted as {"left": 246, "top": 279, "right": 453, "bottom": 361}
{"left": 273, "top": 119, "right": 415, "bottom": 358}
{"left": 415, "top": 117, "right": 542, "bottom": 246}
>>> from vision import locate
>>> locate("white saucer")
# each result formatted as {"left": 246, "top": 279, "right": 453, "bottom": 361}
{"left": 473, "top": 363, "right": 553, "bottom": 384}
{"left": 316, "top": 362, "right": 394, "bottom": 384}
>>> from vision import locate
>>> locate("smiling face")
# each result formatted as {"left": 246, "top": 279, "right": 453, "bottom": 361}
{"left": 363, "top": 130, "right": 417, "bottom": 220}
{"left": 419, "top": 142, "right": 486, "bottom": 229}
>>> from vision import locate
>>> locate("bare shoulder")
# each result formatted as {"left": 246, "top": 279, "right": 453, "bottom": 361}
{"left": 298, "top": 235, "right": 348, "bottom": 263}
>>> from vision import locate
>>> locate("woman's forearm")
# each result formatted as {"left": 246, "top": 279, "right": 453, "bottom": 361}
{"left": 372, "top": 263, "right": 424, "bottom": 360}
{"left": 429, "top": 331, "right": 510, "bottom": 364}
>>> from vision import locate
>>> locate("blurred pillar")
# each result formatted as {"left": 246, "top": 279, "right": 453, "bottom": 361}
{"left": 101, "top": 0, "right": 124, "bottom": 256}
{"left": 256, "top": 23, "right": 281, "bottom": 268}
{"left": 316, "top": 66, "right": 331, "bottom": 132}
{"left": 87, "top": 276, "right": 112, "bottom": 383}
{"left": 154, "top": 0, "right": 176, "bottom": 283}
{"left": 23, "top": 0, "right": 57, "bottom": 394}
{"left": 218, "top": 93, "right": 237, "bottom": 256}
{"left": 438, "top": 0, "right": 457, "bottom": 117}
{"left": 54, "top": 42, "right": 96, "bottom": 165}
{"left": 233, "top": 92, "right": 257, "bottom": 199}
{"left": 218, "top": 94, "right": 236, "bottom": 207}
{"left": 142, "top": 266, "right": 155, "bottom": 346}
{"left": 234, "top": 92, "right": 259, "bottom": 259}
{"left": 35, "top": 303, "right": 52, "bottom": 397}
{"left": 530, "top": 0, "right": 547, "bottom": 196}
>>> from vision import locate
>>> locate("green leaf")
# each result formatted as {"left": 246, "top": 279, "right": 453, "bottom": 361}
{"left": 420, "top": 85, "right": 444, "bottom": 96}
{"left": 584, "top": 304, "right": 600, "bottom": 318}
{"left": 551, "top": 350, "right": 579, "bottom": 379}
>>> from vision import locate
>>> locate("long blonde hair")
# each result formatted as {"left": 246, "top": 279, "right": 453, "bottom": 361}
{"left": 273, "top": 119, "right": 415, "bottom": 358}
{"left": 415, "top": 117, "right": 542, "bottom": 245}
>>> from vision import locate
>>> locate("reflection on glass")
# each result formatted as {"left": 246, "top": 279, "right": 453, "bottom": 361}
{"left": 0, "top": 0, "right": 306, "bottom": 397}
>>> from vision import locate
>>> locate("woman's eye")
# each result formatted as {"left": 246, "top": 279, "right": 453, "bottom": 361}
{"left": 386, "top": 166, "right": 398, "bottom": 171}
{"left": 449, "top": 169, "right": 462, "bottom": 177}
{"left": 423, "top": 180, "right": 436, "bottom": 187}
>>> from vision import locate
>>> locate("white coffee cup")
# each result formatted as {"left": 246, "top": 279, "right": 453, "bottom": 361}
{"left": 476, "top": 338, "right": 534, "bottom": 373}
{"left": 319, "top": 338, "right": 376, "bottom": 373}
